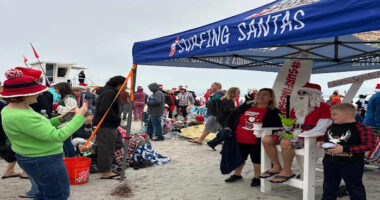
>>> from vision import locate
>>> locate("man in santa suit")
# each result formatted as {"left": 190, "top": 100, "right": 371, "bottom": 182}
{"left": 259, "top": 82, "right": 332, "bottom": 183}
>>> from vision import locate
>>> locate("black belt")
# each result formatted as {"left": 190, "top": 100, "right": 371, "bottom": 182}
{"left": 294, "top": 124, "right": 315, "bottom": 129}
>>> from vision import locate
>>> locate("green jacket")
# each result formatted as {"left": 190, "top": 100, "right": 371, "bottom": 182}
{"left": 1, "top": 107, "right": 85, "bottom": 157}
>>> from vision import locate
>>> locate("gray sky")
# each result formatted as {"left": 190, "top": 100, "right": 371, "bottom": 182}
{"left": 0, "top": 0, "right": 379, "bottom": 96}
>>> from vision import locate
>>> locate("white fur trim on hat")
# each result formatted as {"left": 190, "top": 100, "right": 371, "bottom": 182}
{"left": 0, "top": 87, "right": 48, "bottom": 98}
{"left": 299, "top": 83, "right": 322, "bottom": 95}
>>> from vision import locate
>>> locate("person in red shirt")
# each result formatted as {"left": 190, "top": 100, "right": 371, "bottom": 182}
{"left": 223, "top": 88, "right": 282, "bottom": 187}
{"left": 166, "top": 89, "right": 176, "bottom": 118}
{"left": 119, "top": 89, "right": 130, "bottom": 120}
{"left": 260, "top": 83, "right": 332, "bottom": 183}
{"left": 204, "top": 89, "right": 211, "bottom": 104}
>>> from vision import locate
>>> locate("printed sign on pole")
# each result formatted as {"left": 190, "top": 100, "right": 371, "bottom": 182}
{"left": 272, "top": 47, "right": 313, "bottom": 116}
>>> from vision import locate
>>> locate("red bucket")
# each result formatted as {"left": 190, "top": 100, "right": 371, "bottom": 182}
{"left": 64, "top": 157, "right": 91, "bottom": 185}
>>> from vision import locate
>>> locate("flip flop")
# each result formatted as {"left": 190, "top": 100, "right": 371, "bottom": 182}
{"left": 18, "top": 194, "right": 34, "bottom": 198}
{"left": 269, "top": 174, "right": 296, "bottom": 183}
{"left": 259, "top": 170, "right": 280, "bottom": 178}
{"left": 188, "top": 139, "right": 202, "bottom": 145}
{"left": 2, "top": 174, "right": 20, "bottom": 179}
{"left": 100, "top": 174, "right": 122, "bottom": 180}
{"left": 19, "top": 175, "right": 29, "bottom": 179}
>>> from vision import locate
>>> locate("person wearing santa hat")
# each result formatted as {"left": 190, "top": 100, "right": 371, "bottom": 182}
{"left": 260, "top": 82, "right": 332, "bottom": 183}
{"left": 0, "top": 67, "right": 87, "bottom": 199}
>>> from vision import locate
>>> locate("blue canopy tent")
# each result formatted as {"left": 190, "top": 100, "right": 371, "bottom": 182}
{"left": 121, "top": 0, "right": 380, "bottom": 182}
{"left": 132, "top": 0, "right": 380, "bottom": 73}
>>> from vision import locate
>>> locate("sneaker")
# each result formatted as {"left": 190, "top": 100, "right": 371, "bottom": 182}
{"left": 250, "top": 178, "right": 260, "bottom": 187}
{"left": 225, "top": 175, "right": 243, "bottom": 182}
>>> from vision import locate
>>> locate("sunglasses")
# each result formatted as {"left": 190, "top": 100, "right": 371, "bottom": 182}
{"left": 297, "top": 91, "right": 308, "bottom": 95}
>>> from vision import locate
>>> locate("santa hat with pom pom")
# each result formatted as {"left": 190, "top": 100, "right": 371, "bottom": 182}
{"left": 0, "top": 67, "right": 48, "bottom": 98}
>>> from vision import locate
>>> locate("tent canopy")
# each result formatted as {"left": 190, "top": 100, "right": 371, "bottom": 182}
{"left": 132, "top": 0, "right": 380, "bottom": 74}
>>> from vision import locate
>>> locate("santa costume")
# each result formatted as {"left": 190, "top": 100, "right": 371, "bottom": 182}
{"left": 276, "top": 83, "right": 333, "bottom": 148}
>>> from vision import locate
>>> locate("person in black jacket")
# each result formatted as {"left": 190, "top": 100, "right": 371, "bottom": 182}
{"left": 215, "top": 87, "right": 240, "bottom": 127}
{"left": 92, "top": 76, "right": 125, "bottom": 179}
{"left": 30, "top": 91, "right": 53, "bottom": 118}
{"left": 223, "top": 88, "right": 282, "bottom": 187}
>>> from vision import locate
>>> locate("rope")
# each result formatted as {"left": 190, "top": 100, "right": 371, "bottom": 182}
{"left": 83, "top": 68, "right": 134, "bottom": 148}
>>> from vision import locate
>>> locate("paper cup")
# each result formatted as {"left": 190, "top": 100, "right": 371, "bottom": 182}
{"left": 253, "top": 123, "right": 263, "bottom": 129}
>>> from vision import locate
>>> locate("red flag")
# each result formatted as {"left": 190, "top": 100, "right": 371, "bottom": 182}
{"left": 23, "top": 55, "right": 28, "bottom": 63}
{"left": 30, "top": 43, "right": 40, "bottom": 59}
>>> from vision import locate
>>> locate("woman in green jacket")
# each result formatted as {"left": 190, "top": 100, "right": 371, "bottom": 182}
{"left": 0, "top": 67, "right": 86, "bottom": 200}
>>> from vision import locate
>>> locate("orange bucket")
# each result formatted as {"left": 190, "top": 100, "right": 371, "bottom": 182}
{"left": 64, "top": 157, "right": 91, "bottom": 185}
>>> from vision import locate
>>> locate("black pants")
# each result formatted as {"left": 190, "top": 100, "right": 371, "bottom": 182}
{"left": 322, "top": 158, "right": 366, "bottom": 200}
{"left": 179, "top": 106, "right": 188, "bottom": 118}
{"left": 96, "top": 127, "right": 124, "bottom": 172}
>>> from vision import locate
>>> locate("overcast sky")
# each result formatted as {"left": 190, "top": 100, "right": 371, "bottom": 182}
{"left": 0, "top": 0, "right": 379, "bottom": 96}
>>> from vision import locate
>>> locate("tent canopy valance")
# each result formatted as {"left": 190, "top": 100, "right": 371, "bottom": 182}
{"left": 132, "top": 0, "right": 380, "bottom": 74}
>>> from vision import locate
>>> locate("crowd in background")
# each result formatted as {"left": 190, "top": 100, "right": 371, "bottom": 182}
{"left": 0, "top": 67, "right": 379, "bottom": 199}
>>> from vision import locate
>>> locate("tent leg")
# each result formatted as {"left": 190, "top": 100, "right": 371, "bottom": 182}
{"left": 120, "top": 64, "right": 137, "bottom": 182}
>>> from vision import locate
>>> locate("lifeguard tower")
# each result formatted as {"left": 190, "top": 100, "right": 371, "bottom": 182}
{"left": 29, "top": 61, "right": 86, "bottom": 86}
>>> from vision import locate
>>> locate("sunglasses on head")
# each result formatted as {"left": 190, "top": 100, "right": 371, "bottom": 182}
{"left": 297, "top": 91, "right": 308, "bottom": 95}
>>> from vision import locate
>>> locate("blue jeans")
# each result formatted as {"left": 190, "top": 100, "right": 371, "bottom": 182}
{"left": 63, "top": 137, "right": 76, "bottom": 157}
{"left": 23, "top": 175, "right": 39, "bottom": 198}
{"left": 16, "top": 153, "right": 70, "bottom": 200}
{"left": 147, "top": 115, "right": 163, "bottom": 140}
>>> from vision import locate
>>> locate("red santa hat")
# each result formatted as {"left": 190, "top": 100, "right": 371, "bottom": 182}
{"left": 374, "top": 84, "right": 380, "bottom": 92}
{"left": 0, "top": 67, "right": 48, "bottom": 98}
{"left": 158, "top": 84, "right": 163, "bottom": 88}
{"left": 299, "top": 82, "right": 322, "bottom": 95}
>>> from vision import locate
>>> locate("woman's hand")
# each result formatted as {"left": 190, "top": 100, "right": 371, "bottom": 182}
{"left": 74, "top": 103, "right": 87, "bottom": 116}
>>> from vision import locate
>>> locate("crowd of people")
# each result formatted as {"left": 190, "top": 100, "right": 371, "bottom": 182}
{"left": 0, "top": 66, "right": 379, "bottom": 199}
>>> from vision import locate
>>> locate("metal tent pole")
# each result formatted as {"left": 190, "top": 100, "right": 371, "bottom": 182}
{"left": 120, "top": 64, "right": 137, "bottom": 181}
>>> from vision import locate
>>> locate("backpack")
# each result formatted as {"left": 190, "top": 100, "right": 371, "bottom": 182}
{"left": 206, "top": 94, "right": 222, "bottom": 116}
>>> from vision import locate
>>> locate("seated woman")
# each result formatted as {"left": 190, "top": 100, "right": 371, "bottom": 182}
{"left": 223, "top": 88, "right": 282, "bottom": 187}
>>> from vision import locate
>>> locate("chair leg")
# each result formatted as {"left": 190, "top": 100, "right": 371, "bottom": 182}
{"left": 261, "top": 141, "right": 272, "bottom": 192}
{"left": 303, "top": 137, "right": 316, "bottom": 200}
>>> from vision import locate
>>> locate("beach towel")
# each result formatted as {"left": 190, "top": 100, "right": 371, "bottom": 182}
{"left": 133, "top": 142, "right": 171, "bottom": 165}
{"left": 180, "top": 124, "right": 216, "bottom": 141}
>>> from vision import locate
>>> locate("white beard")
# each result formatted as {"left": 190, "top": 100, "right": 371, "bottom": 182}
{"left": 292, "top": 93, "right": 323, "bottom": 118}
{"left": 293, "top": 95, "right": 312, "bottom": 118}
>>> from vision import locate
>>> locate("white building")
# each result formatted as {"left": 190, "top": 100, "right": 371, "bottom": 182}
{"left": 29, "top": 61, "right": 86, "bottom": 86}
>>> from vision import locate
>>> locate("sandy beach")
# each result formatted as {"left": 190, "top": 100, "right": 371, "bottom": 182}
{"left": 1, "top": 120, "right": 379, "bottom": 200}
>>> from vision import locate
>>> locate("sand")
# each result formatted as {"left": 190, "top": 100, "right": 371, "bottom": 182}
{"left": 1, "top": 120, "right": 380, "bottom": 200}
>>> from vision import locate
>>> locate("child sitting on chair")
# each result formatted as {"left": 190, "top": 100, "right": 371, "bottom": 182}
{"left": 317, "top": 103, "right": 376, "bottom": 200}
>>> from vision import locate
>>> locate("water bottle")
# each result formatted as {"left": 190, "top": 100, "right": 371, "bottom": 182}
{"left": 41, "top": 109, "right": 49, "bottom": 118}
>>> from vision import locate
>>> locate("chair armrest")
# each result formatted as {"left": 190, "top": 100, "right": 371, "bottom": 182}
{"left": 253, "top": 127, "right": 282, "bottom": 138}
{"left": 298, "top": 132, "right": 324, "bottom": 138}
